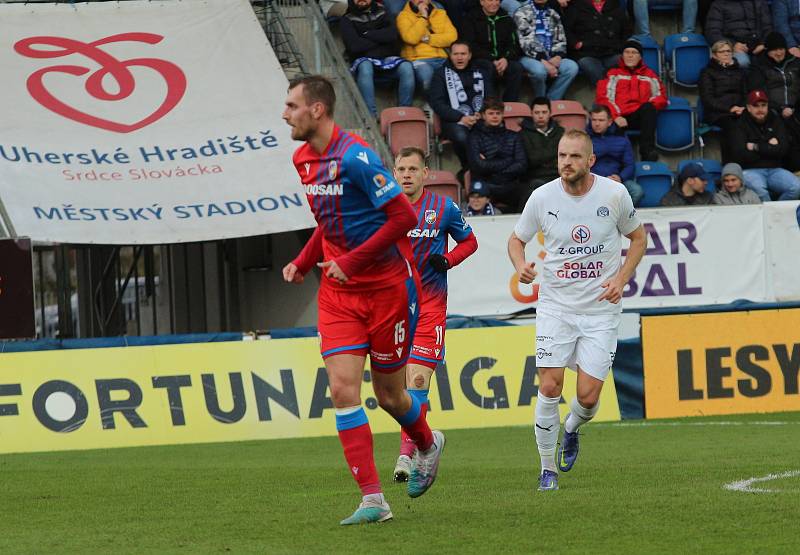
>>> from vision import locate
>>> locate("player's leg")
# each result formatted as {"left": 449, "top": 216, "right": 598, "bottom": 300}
{"left": 557, "top": 313, "right": 619, "bottom": 472}
{"left": 533, "top": 309, "right": 579, "bottom": 491}
{"left": 318, "top": 289, "right": 391, "bottom": 525}
{"left": 394, "top": 362, "right": 435, "bottom": 482}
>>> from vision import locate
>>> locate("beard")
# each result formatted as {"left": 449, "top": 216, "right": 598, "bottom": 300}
{"left": 560, "top": 165, "right": 589, "bottom": 187}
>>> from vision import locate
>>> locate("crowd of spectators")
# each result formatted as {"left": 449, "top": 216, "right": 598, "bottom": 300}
{"left": 332, "top": 0, "right": 800, "bottom": 214}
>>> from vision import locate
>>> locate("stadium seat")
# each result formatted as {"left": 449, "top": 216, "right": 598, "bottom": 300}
{"left": 424, "top": 170, "right": 461, "bottom": 203}
{"left": 664, "top": 33, "right": 710, "bottom": 87}
{"left": 638, "top": 35, "right": 662, "bottom": 78}
{"left": 678, "top": 159, "right": 722, "bottom": 192}
{"left": 503, "top": 102, "right": 531, "bottom": 132}
{"left": 550, "top": 100, "right": 587, "bottom": 131}
{"left": 656, "top": 96, "right": 695, "bottom": 151}
{"left": 380, "top": 107, "right": 429, "bottom": 157}
{"left": 635, "top": 161, "right": 673, "bottom": 207}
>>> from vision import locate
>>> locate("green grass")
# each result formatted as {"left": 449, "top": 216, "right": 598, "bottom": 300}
{"left": 2, "top": 412, "right": 799, "bottom": 554}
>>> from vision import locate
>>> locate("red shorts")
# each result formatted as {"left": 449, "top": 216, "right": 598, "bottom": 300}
{"left": 317, "top": 276, "right": 419, "bottom": 373}
{"left": 410, "top": 304, "right": 446, "bottom": 370}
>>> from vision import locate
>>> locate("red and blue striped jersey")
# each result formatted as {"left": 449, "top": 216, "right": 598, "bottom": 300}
{"left": 409, "top": 189, "right": 472, "bottom": 305}
{"left": 292, "top": 126, "right": 413, "bottom": 290}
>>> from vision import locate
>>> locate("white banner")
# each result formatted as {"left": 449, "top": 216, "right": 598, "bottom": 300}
{"left": 449, "top": 205, "right": 770, "bottom": 316}
{"left": 764, "top": 200, "right": 800, "bottom": 302}
{"left": 0, "top": 0, "right": 314, "bottom": 244}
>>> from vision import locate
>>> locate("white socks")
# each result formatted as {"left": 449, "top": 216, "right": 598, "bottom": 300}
{"left": 535, "top": 391, "right": 561, "bottom": 473}
{"left": 363, "top": 493, "right": 387, "bottom": 507}
{"left": 565, "top": 397, "right": 599, "bottom": 434}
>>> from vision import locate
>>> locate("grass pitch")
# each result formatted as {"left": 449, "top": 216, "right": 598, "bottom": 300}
{"left": 2, "top": 412, "right": 798, "bottom": 554}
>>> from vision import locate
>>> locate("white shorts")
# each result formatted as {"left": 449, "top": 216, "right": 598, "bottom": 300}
{"left": 534, "top": 308, "right": 621, "bottom": 381}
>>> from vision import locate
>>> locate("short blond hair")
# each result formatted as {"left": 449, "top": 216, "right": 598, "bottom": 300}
{"left": 560, "top": 128, "right": 594, "bottom": 155}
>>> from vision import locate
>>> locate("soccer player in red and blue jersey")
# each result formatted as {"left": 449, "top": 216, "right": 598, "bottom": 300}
{"left": 391, "top": 146, "right": 478, "bottom": 482}
{"left": 281, "top": 76, "right": 445, "bottom": 525}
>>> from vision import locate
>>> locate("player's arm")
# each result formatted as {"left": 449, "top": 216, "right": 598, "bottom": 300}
{"left": 322, "top": 195, "right": 417, "bottom": 281}
{"left": 507, "top": 232, "right": 537, "bottom": 284}
{"left": 430, "top": 201, "right": 478, "bottom": 272}
{"left": 283, "top": 226, "right": 323, "bottom": 284}
{"left": 598, "top": 224, "right": 645, "bottom": 303}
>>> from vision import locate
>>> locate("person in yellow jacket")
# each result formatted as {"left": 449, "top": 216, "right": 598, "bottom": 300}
{"left": 396, "top": 0, "right": 458, "bottom": 94}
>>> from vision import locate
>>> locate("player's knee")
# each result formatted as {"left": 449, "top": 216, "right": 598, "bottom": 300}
{"left": 375, "top": 388, "right": 405, "bottom": 415}
{"left": 539, "top": 381, "right": 563, "bottom": 398}
{"left": 577, "top": 391, "right": 600, "bottom": 409}
{"left": 328, "top": 380, "right": 361, "bottom": 407}
{"left": 408, "top": 369, "right": 432, "bottom": 390}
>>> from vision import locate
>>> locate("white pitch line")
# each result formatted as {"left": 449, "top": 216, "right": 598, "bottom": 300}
{"left": 723, "top": 470, "right": 800, "bottom": 494}
{"left": 598, "top": 420, "right": 796, "bottom": 428}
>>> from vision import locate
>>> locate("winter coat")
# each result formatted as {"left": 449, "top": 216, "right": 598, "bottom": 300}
{"left": 340, "top": 0, "right": 399, "bottom": 61}
{"left": 466, "top": 121, "right": 528, "bottom": 186}
{"left": 396, "top": 2, "right": 457, "bottom": 61}
{"left": 772, "top": 0, "right": 800, "bottom": 49}
{"left": 714, "top": 187, "right": 762, "bottom": 205}
{"left": 705, "top": 0, "right": 772, "bottom": 50}
{"left": 460, "top": 7, "right": 520, "bottom": 61}
{"left": 747, "top": 53, "right": 800, "bottom": 112}
{"left": 514, "top": 3, "right": 567, "bottom": 60}
{"left": 429, "top": 61, "right": 489, "bottom": 123}
{"left": 519, "top": 119, "right": 564, "bottom": 182}
{"left": 698, "top": 57, "right": 747, "bottom": 125}
{"left": 724, "top": 110, "right": 792, "bottom": 168}
{"left": 563, "top": 0, "right": 632, "bottom": 60}
{"left": 596, "top": 59, "right": 668, "bottom": 119}
{"left": 660, "top": 186, "right": 717, "bottom": 206}
{"left": 587, "top": 124, "right": 635, "bottom": 181}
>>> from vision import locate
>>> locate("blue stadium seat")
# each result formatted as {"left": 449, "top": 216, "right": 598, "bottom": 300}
{"left": 636, "top": 161, "right": 673, "bottom": 207}
{"left": 678, "top": 159, "right": 722, "bottom": 192}
{"left": 664, "top": 33, "right": 710, "bottom": 87}
{"left": 638, "top": 35, "right": 662, "bottom": 77}
{"left": 656, "top": 96, "right": 695, "bottom": 151}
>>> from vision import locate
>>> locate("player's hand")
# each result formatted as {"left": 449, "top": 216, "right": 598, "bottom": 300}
{"left": 598, "top": 275, "right": 625, "bottom": 304}
{"left": 282, "top": 262, "right": 304, "bottom": 284}
{"left": 516, "top": 261, "right": 537, "bottom": 284}
{"left": 428, "top": 254, "right": 450, "bottom": 273}
{"left": 318, "top": 260, "right": 349, "bottom": 283}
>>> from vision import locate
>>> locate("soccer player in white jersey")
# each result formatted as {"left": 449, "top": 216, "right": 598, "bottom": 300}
{"left": 507, "top": 128, "right": 646, "bottom": 491}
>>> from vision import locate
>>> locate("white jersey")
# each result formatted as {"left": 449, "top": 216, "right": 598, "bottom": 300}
{"left": 514, "top": 174, "right": 641, "bottom": 315}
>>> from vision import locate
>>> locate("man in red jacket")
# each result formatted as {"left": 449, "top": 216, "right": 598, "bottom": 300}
{"left": 595, "top": 39, "right": 667, "bottom": 161}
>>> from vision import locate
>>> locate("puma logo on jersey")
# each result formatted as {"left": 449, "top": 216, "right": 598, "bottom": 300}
{"left": 408, "top": 228, "right": 440, "bottom": 238}
{"left": 547, "top": 210, "right": 559, "bottom": 220}
{"left": 357, "top": 151, "right": 370, "bottom": 164}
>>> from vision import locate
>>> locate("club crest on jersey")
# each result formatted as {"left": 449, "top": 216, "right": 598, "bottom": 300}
{"left": 571, "top": 224, "right": 591, "bottom": 243}
{"left": 424, "top": 209, "right": 437, "bottom": 224}
{"left": 373, "top": 174, "right": 387, "bottom": 188}
{"left": 328, "top": 160, "right": 338, "bottom": 180}
{"left": 597, "top": 206, "right": 609, "bottom": 217}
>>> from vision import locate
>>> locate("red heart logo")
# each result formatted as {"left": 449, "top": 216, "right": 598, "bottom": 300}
{"left": 14, "top": 33, "right": 187, "bottom": 133}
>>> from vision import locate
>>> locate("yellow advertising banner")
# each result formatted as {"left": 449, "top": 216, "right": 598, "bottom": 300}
{"left": 642, "top": 309, "right": 800, "bottom": 418}
{"left": 0, "top": 326, "right": 620, "bottom": 454}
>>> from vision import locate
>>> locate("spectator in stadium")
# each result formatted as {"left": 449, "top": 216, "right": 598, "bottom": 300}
{"left": 698, "top": 39, "right": 747, "bottom": 128}
{"left": 587, "top": 104, "right": 644, "bottom": 206}
{"left": 563, "top": 0, "right": 632, "bottom": 86}
{"left": 514, "top": 0, "right": 579, "bottom": 100}
{"left": 747, "top": 31, "right": 800, "bottom": 170}
{"left": 464, "top": 180, "right": 502, "bottom": 215}
{"left": 396, "top": 0, "right": 458, "bottom": 95}
{"left": 714, "top": 163, "right": 762, "bottom": 205}
{"left": 704, "top": 0, "right": 772, "bottom": 69}
{"left": 631, "top": 0, "right": 697, "bottom": 38}
{"left": 660, "top": 162, "right": 717, "bottom": 206}
{"left": 596, "top": 39, "right": 667, "bottom": 162}
{"left": 520, "top": 96, "right": 564, "bottom": 194}
{"left": 772, "top": 0, "right": 800, "bottom": 59}
{"left": 429, "top": 41, "right": 489, "bottom": 172}
{"left": 724, "top": 89, "right": 800, "bottom": 201}
{"left": 467, "top": 97, "right": 528, "bottom": 211}
{"left": 460, "top": 0, "right": 525, "bottom": 102}
{"left": 340, "top": 0, "right": 415, "bottom": 118}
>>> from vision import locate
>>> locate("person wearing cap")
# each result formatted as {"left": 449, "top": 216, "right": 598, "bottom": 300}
{"left": 705, "top": 0, "right": 772, "bottom": 69}
{"left": 562, "top": 0, "right": 632, "bottom": 87}
{"left": 714, "top": 162, "right": 762, "bottom": 205}
{"left": 595, "top": 39, "right": 667, "bottom": 162}
{"left": 771, "top": 0, "right": 800, "bottom": 60}
{"left": 660, "top": 162, "right": 718, "bottom": 206}
{"left": 724, "top": 89, "right": 800, "bottom": 201}
{"left": 464, "top": 180, "right": 502, "bottom": 215}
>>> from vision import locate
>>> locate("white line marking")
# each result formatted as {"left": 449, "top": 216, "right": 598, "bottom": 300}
{"left": 723, "top": 470, "right": 800, "bottom": 493}
{"left": 597, "top": 421, "right": 796, "bottom": 428}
